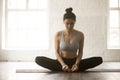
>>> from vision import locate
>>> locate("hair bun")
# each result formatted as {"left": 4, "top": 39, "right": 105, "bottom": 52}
{"left": 65, "top": 7, "right": 73, "bottom": 13}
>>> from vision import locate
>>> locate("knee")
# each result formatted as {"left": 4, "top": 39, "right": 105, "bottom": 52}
{"left": 35, "top": 56, "right": 39, "bottom": 64}
{"left": 95, "top": 57, "right": 103, "bottom": 64}
{"left": 35, "top": 56, "right": 45, "bottom": 64}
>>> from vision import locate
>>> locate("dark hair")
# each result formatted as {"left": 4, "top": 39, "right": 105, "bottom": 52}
{"left": 63, "top": 7, "right": 76, "bottom": 21}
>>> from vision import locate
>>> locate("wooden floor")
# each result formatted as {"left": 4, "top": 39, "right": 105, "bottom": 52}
{"left": 0, "top": 62, "right": 120, "bottom": 80}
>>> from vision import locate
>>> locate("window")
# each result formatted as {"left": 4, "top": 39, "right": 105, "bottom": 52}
{"left": 108, "top": 0, "right": 120, "bottom": 49}
{"left": 2, "top": 0, "right": 49, "bottom": 50}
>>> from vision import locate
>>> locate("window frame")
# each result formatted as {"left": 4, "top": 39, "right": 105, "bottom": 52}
{"left": 107, "top": 0, "right": 120, "bottom": 49}
{"left": 2, "top": 0, "right": 50, "bottom": 51}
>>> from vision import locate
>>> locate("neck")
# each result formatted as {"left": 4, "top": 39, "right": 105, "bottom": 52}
{"left": 64, "top": 29, "right": 74, "bottom": 35}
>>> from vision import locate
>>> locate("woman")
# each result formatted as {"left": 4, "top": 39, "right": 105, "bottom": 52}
{"left": 35, "top": 7, "right": 103, "bottom": 72}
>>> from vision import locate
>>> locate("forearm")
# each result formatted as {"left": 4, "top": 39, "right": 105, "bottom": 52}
{"left": 55, "top": 53, "right": 66, "bottom": 66}
{"left": 75, "top": 52, "right": 83, "bottom": 65}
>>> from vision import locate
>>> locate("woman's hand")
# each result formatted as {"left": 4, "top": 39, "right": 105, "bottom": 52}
{"left": 71, "top": 64, "right": 78, "bottom": 72}
{"left": 62, "top": 65, "right": 71, "bottom": 72}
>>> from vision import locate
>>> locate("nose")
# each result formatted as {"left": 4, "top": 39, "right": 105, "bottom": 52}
{"left": 68, "top": 25, "right": 71, "bottom": 28}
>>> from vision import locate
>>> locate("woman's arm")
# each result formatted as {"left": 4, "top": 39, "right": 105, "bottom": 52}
{"left": 71, "top": 32, "right": 84, "bottom": 72}
{"left": 55, "top": 32, "right": 75, "bottom": 72}
{"left": 75, "top": 32, "right": 84, "bottom": 65}
{"left": 55, "top": 32, "right": 66, "bottom": 66}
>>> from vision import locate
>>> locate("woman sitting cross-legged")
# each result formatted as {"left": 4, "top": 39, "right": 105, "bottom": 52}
{"left": 35, "top": 7, "right": 103, "bottom": 72}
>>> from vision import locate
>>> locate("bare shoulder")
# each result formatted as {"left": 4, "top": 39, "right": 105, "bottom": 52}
{"left": 55, "top": 31, "right": 62, "bottom": 37}
{"left": 75, "top": 30, "right": 84, "bottom": 38}
{"left": 55, "top": 30, "right": 63, "bottom": 40}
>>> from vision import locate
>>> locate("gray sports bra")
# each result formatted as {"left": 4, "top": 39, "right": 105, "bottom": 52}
{"left": 59, "top": 31, "right": 79, "bottom": 52}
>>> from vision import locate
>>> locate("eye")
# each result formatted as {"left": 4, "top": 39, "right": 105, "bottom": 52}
{"left": 66, "top": 22, "right": 69, "bottom": 25}
{"left": 70, "top": 22, "right": 74, "bottom": 25}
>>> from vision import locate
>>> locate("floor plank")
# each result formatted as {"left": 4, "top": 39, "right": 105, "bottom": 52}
{"left": 0, "top": 62, "right": 120, "bottom": 80}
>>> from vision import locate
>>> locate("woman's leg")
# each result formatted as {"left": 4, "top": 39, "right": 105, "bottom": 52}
{"left": 78, "top": 57, "right": 103, "bottom": 71}
{"left": 35, "top": 56, "right": 62, "bottom": 71}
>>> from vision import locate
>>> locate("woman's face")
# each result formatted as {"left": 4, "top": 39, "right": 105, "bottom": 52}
{"left": 64, "top": 19, "right": 75, "bottom": 31}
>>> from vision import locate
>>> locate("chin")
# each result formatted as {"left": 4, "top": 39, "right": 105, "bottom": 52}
{"left": 66, "top": 28, "right": 73, "bottom": 32}
{"left": 67, "top": 29, "right": 71, "bottom": 32}
{"left": 68, "top": 29, "right": 73, "bottom": 31}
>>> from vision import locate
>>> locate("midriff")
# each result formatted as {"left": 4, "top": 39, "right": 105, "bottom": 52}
{"left": 60, "top": 50, "right": 77, "bottom": 59}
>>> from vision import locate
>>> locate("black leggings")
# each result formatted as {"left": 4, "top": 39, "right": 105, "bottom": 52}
{"left": 35, "top": 56, "right": 103, "bottom": 71}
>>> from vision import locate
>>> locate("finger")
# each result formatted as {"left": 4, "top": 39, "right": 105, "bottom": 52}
{"left": 62, "top": 65, "right": 67, "bottom": 70}
{"left": 71, "top": 66, "right": 75, "bottom": 71}
{"left": 63, "top": 66, "right": 69, "bottom": 72}
{"left": 63, "top": 69, "right": 67, "bottom": 72}
{"left": 63, "top": 67, "right": 67, "bottom": 71}
{"left": 64, "top": 66, "right": 71, "bottom": 72}
{"left": 67, "top": 68, "right": 72, "bottom": 72}
{"left": 71, "top": 67, "right": 77, "bottom": 72}
{"left": 71, "top": 68, "right": 75, "bottom": 72}
{"left": 72, "top": 67, "right": 78, "bottom": 72}
{"left": 64, "top": 66, "right": 68, "bottom": 70}
{"left": 62, "top": 65, "right": 67, "bottom": 69}
{"left": 72, "top": 65, "right": 78, "bottom": 71}
{"left": 68, "top": 70, "right": 71, "bottom": 72}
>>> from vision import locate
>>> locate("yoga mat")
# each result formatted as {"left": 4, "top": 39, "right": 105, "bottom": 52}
{"left": 16, "top": 69, "right": 51, "bottom": 73}
{"left": 16, "top": 69, "right": 120, "bottom": 73}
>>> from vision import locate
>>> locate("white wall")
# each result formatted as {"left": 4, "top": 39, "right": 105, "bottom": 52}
{"left": 49, "top": 0, "right": 108, "bottom": 60}
{"left": 0, "top": 0, "right": 120, "bottom": 61}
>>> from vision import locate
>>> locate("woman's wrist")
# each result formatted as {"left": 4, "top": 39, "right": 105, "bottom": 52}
{"left": 62, "top": 65, "right": 67, "bottom": 69}
{"left": 75, "top": 63, "right": 79, "bottom": 66}
{"left": 74, "top": 63, "right": 79, "bottom": 67}
{"left": 61, "top": 63, "right": 66, "bottom": 66}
